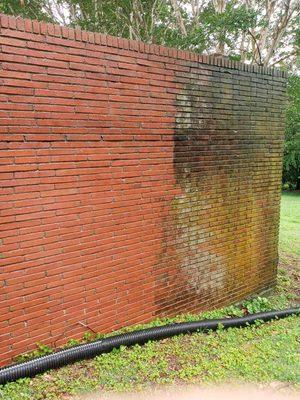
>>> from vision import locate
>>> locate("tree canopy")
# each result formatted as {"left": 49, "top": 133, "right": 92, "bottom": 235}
{"left": 1, "top": 0, "right": 299, "bottom": 70}
{"left": 284, "top": 75, "right": 300, "bottom": 189}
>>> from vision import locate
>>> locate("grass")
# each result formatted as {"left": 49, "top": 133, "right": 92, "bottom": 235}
{"left": 277, "top": 191, "right": 300, "bottom": 305}
{"left": 0, "top": 192, "right": 299, "bottom": 400}
{"left": 279, "top": 191, "right": 300, "bottom": 255}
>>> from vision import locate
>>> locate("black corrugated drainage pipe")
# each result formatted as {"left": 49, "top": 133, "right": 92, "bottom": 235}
{"left": 0, "top": 307, "right": 299, "bottom": 385}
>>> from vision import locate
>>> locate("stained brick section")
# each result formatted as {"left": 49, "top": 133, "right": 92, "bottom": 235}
{"left": 0, "top": 14, "right": 286, "bottom": 366}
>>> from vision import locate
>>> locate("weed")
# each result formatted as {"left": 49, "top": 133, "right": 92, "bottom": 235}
{"left": 242, "top": 297, "right": 272, "bottom": 314}
{"left": 15, "top": 343, "right": 53, "bottom": 363}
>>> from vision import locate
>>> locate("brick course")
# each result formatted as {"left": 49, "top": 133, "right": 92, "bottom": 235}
{"left": 0, "top": 13, "right": 286, "bottom": 366}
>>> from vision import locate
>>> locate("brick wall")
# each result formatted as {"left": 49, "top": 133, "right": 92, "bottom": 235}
{"left": 0, "top": 14, "right": 286, "bottom": 366}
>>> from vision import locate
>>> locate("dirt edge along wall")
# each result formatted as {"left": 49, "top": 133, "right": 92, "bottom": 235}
{"left": 0, "top": 13, "right": 286, "bottom": 366}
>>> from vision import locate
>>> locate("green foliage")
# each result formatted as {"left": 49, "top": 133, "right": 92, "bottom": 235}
{"left": 200, "top": 1, "right": 257, "bottom": 56}
{"left": 63, "top": 338, "right": 80, "bottom": 348}
{"left": 66, "top": 0, "right": 126, "bottom": 36}
{"left": 82, "top": 331, "right": 94, "bottom": 342}
{"left": 0, "top": 0, "right": 53, "bottom": 21}
{"left": 283, "top": 75, "right": 300, "bottom": 190}
{"left": 242, "top": 297, "right": 272, "bottom": 314}
{"left": 15, "top": 343, "right": 53, "bottom": 363}
{"left": 64, "top": 0, "right": 257, "bottom": 54}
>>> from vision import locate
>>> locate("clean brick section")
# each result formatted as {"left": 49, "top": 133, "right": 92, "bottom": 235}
{"left": 0, "top": 13, "right": 286, "bottom": 366}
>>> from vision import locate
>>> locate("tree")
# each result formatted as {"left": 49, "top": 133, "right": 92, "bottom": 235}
{"left": 0, "top": 0, "right": 53, "bottom": 21}
{"left": 167, "top": 0, "right": 300, "bottom": 68}
{"left": 241, "top": 0, "right": 300, "bottom": 68}
{"left": 283, "top": 75, "right": 300, "bottom": 190}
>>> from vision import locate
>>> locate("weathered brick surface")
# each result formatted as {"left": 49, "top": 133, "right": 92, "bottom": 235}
{"left": 0, "top": 14, "right": 286, "bottom": 365}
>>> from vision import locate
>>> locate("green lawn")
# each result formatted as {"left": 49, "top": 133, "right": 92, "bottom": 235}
{"left": 0, "top": 193, "right": 299, "bottom": 400}
{"left": 279, "top": 191, "right": 300, "bottom": 256}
